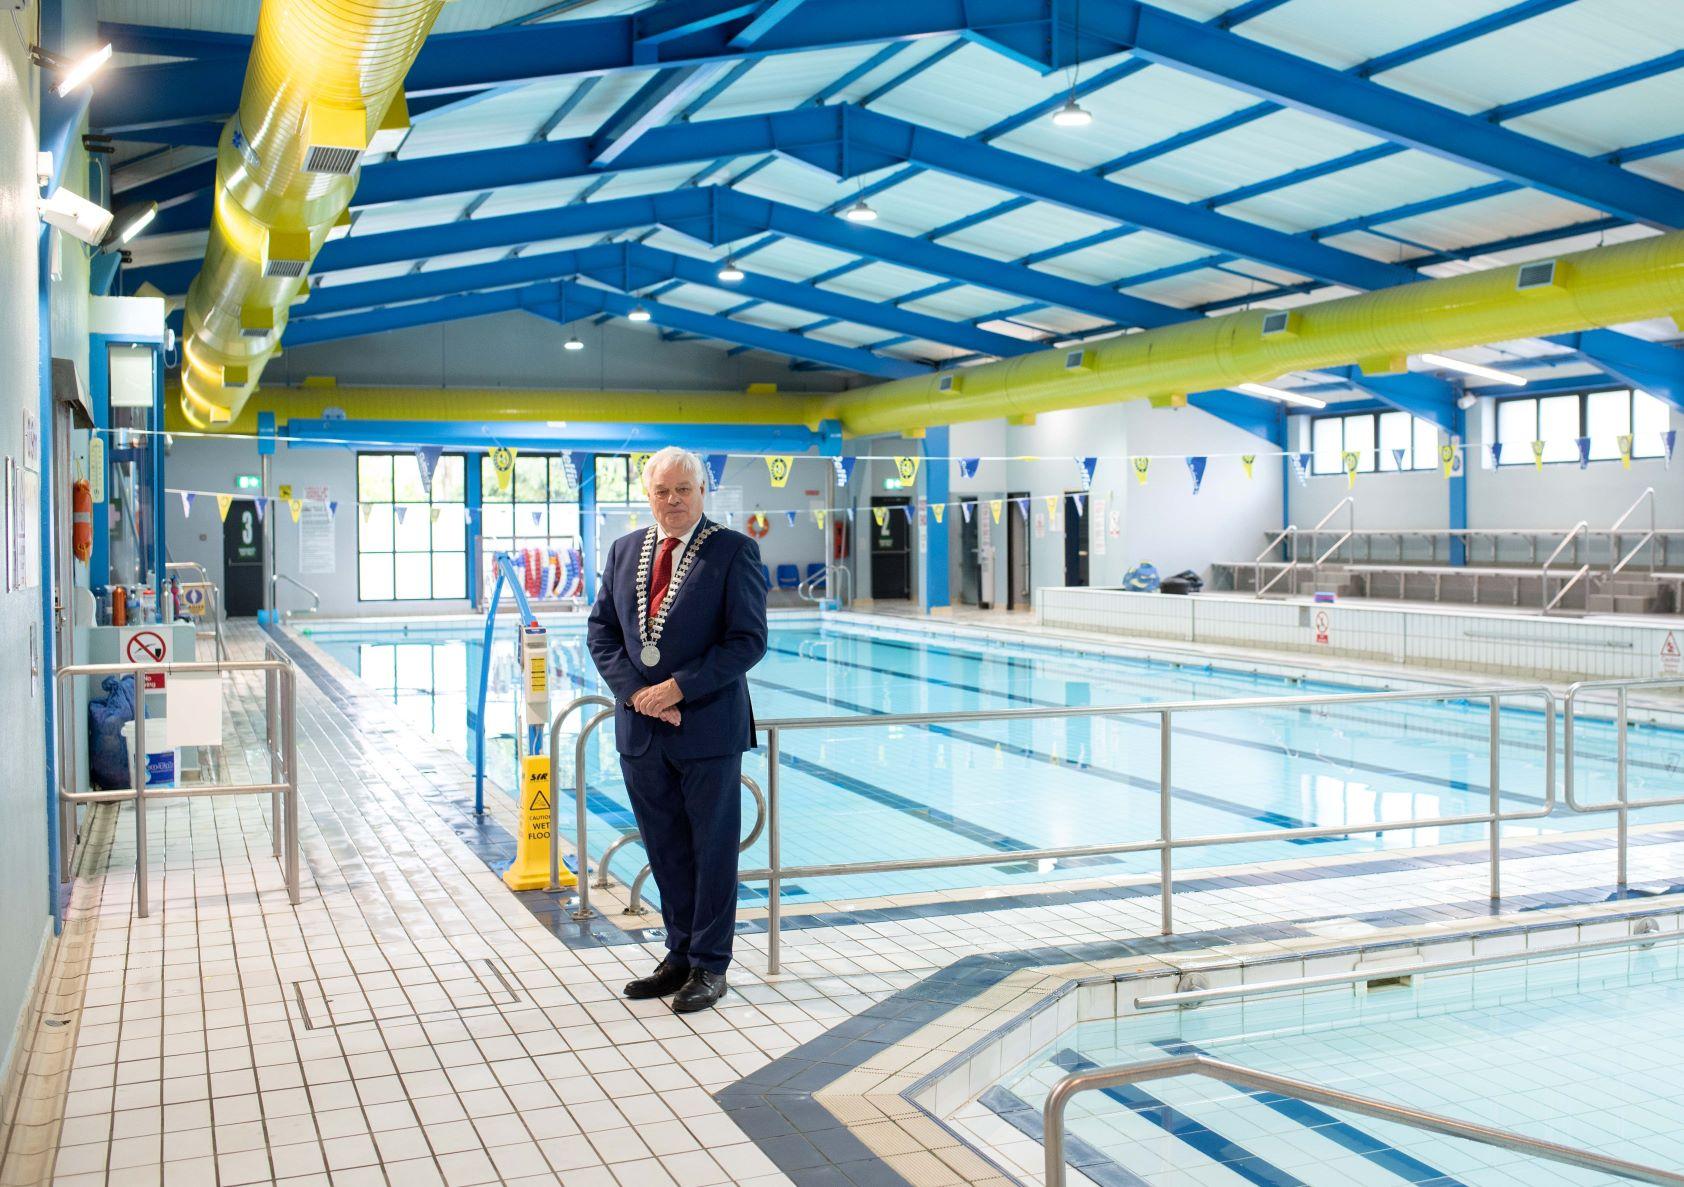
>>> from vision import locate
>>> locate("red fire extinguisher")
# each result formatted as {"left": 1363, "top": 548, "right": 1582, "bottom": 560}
{"left": 71, "top": 479, "right": 92, "bottom": 562}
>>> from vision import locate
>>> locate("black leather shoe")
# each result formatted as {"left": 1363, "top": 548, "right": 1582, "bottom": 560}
{"left": 671, "top": 969, "right": 728, "bottom": 1014}
{"left": 623, "top": 957, "right": 690, "bottom": 1000}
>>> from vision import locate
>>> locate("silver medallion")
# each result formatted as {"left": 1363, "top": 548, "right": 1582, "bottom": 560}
{"left": 640, "top": 643, "right": 661, "bottom": 667}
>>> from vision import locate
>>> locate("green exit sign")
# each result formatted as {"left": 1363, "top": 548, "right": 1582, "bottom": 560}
{"left": 882, "top": 477, "right": 904, "bottom": 490}
{"left": 235, "top": 474, "right": 261, "bottom": 490}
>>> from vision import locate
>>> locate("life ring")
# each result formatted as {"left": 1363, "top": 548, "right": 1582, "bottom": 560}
{"left": 561, "top": 548, "right": 584, "bottom": 598}
{"left": 746, "top": 512, "right": 770, "bottom": 539}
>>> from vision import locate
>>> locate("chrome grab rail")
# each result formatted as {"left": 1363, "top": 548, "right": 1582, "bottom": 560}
{"left": 1610, "top": 485, "right": 1658, "bottom": 579}
{"left": 1044, "top": 1055, "right": 1684, "bottom": 1187}
{"left": 1563, "top": 676, "right": 1684, "bottom": 888}
{"left": 1542, "top": 520, "right": 1590, "bottom": 613}
{"left": 166, "top": 562, "right": 227, "bottom": 661}
{"left": 750, "top": 683, "right": 1555, "bottom": 974}
{"left": 55, "top": 656, "right": 300, "bottom": 918}
{"left": 270, "top": 572, "right": 321, "bottom": 620}
{"left": 798, "top": 562, "right": 851, "bottom": 606}
{"left": 1134, "top": 919, "right": 1668, "bottom": 1010}
{"left": 1252, "top": 525, "right": 1296, "bottom": 597}
{"left": 1308, "top": 496, "right": 1354, "bottom": 589}
{"left": 545, "top": 694, "right": 615, "bottom": 918}
{"left": 615, "top": 774, "right": 767, "bottom": 911}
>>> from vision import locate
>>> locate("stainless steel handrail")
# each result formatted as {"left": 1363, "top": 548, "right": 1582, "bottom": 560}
{"left": 1308, "top": 496, "right": 1354, "bottom": 590}
{"left": 166, "top": 562, "right": 227, "bottom": 661}
{"left": 56, "top": 657, "right": 300, "bottom": 918}
{"left": 1252, "top": 525, "right": 1296, "bottom": 597}
{"left": 545, "top": 694, "right": 615, "bottom": 916}
{"left": 798, "top": 562, "right": 850, "bottom": 606}
{"left": 1044, "top": 1055, "right": 1684, "bottom": 1187}
{"left": 1563, "top": 675, "right": 1684, "bottom": 887}
{"left": 749, "top": 682, "right": 1555, "bottom": 974}
{"left": 620, "top": 774, "right": 767, "bottom": 912}
{"left": 1542, "top": 520, "right": 1590, "bottom": 613}
{"left": 1134, "top": 919, "right": 1671, "bottom": 1010}
{"left": 1610, "top": 486, "right": 1658, "bottom": 579}
{"left": 270, "top": 573, "right": 321, "bottom": 620}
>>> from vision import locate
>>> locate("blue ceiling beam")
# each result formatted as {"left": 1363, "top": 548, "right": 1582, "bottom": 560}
{"left": 1092, "top": 1, "right": 1684, "bottom": 230}
{"left": 730, "top": 0, "right": 814, "bottom": 46}
{"left": 589, "top": 64, "right": 737, "bottom": 165}
{"left": 1321, "top": 366, "right": 1461, "bottom": 433}
{"left": 282, "top": 418, "right": 836, "bottom": 454}
{"left": 1185, "top": 390, "right": 1287, "bottom": 447}
{"left": 1551, "top": 330, "right": 1684, "bottom": 412}
{"left": 97, "top": 21, "right": 249, "bottom": 59}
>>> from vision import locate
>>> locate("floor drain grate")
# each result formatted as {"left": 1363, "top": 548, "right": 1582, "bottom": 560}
{"left": 289, "top": 955, "right": 522, "bottom": 1031}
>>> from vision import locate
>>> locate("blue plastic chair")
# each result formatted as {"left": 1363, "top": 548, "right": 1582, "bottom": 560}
{"left": 776, "top": 563, "right": 801, "bottom": 590}
{"left": 805, "top": 562, "right": 826, "bottom": 590}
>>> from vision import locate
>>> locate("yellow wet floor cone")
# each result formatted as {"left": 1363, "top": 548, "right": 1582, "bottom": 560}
{"left": 505, "top": 754, "right": 574, "bottom": 890}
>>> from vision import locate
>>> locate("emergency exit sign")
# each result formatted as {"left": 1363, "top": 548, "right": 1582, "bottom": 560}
{"left": 236, "top": 474, "right": 261, "bottom": 490}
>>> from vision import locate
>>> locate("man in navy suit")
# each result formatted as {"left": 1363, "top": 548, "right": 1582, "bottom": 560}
{"left": 587, "top": 447, "right": 768, "bottom": 1013}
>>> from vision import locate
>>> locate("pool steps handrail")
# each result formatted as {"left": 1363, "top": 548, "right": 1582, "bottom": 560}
{"left": 165, "top": 561, "right": 228, "bottom": 661}
{"left": 270, "top": 572, "right": 322, "bottom": 621}
{"left": 546, "top": 695, "right": 614, "bottom": 919}
{"left": 1251, "top": 524, "right": 1296, "bottom": 597}
{"left": 1609, "top": 486, "right": 1658, "bottom": 580}
{"left": 1132, "top": 917, "right": 1666, "bottom": 1010}
{"left": 617, "top": 775, "right": 766, "bottom": 913}
{"left": 1044, "top": 1054, "right": 1684, "bottom": 1187}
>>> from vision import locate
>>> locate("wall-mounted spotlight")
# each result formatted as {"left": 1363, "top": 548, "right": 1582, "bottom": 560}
{"left": 627, "top": 304, "right": 652, "bottom": 322}
{"left": 31, "top": 43, "right": 113, "bottom": 97}
{"left": 39, "top": 187, "right": 113, "bottom": 245}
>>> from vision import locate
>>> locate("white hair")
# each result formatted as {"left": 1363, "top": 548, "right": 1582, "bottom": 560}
{"left": 641, "top": 446, "right": 707, "bottom": 491}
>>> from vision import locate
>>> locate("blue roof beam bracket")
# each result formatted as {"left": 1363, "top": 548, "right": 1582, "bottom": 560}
{"left": 1092, "top": 0, "right": 1684, "bottom": 230}
{"left": 1553, "top": 329, "right": 1684, "bottom": 412}
{"left": 1186, "top": 389, "right": 1288, "bottom": 447}
{"left": 1323, "top": 365, "right": 1461, "bottom": 433}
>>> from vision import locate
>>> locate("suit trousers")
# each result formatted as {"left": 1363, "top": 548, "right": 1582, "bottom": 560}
{"left": 619, "top": 740, "right": 743, "bottom": 973}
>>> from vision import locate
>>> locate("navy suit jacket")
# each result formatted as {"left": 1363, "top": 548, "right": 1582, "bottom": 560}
{"left": 586, "top": 516, "right": 769, "bottom": 758}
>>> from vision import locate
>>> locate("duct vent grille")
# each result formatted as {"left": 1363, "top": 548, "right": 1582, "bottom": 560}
{"left": 937, "top": 374, "right": 959, "bottom": 393}
{"left": 1516, "top": 260, "right": 1557, "bottom": 291}
{"left": 304, "top": 145, "right": 361, "bottom": 176}
{"left": 240, "top": 326, "right": 273, "bottom": 339}
{"left": 1260, "top": 310, "right": 1300, "bottom": 337}
{"left": 264, "top": 258, "right": 309, "bottom": 279}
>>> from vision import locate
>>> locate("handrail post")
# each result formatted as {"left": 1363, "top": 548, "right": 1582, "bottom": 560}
{"left": 284, "top": 665, "right": 300, "bottom": 905}
{"left": 268, "top": 665, "right": 281, "bottom": 859}
{"left": 1488, "top": 694, "right": 1501, "bottom": 901}
{"left": 1159, "top": 710, "right": 1173, "bottom": 936}
{"left": 766, "top": 727, "right": 783, "bottom": 975}
{"left": 1617, "top": 686, "right": 1629, "bottom": 889}
{"left": 572, "top": 708, "right": 614, "bottom": 921}
{"left": 133, "top": 665, "right": 150, "bottom": 919}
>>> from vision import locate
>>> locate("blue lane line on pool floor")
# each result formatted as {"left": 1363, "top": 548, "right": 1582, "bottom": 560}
{"left": 1150, "top": 1040, "right": 1465, "bottom": 1186}
{"left": 978, "top": 1084, "right": 1152, "bottom": 1187}
{"left": 1050, "top": 1049, "right": 1307, "bottom": 1187}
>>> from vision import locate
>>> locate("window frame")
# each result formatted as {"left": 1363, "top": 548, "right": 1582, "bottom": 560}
{"left": 354, "top": 450, "right": 469, "bottom": 603}
{"left": 1493, "top": 388, "right": 1669, "bottom": 466}
{"left": 1308, "top": 410, "right": 1440, "bottom": 475}
{"left": 479, "top": 453, "right": 583, "bottom": 596}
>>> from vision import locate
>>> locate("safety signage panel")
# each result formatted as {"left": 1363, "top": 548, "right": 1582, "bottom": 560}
{"left": 124, "top": 627, "right": 170, "bottom": 689}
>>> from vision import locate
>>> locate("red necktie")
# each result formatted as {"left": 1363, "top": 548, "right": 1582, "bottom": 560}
{"left": 648, "top": 536, "right": 681, "bottom": 618}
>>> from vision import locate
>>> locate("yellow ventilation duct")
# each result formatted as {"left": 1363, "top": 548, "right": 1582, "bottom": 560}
{"left": 178, "top": 0, "right": 442, "bottom": 430}
{"left": 826, "top": 229, "right": 1684, "bottom": 437}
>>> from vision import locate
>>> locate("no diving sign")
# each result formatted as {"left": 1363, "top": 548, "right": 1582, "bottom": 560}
{"left": 1313, "top": 609, "right": 1331, "bottom": 646}
{"left": 1663, "top": 631, "right": 1680, "bottom": 676}
{"left": 124, "top": 628, "right": 169, "bottom": 689}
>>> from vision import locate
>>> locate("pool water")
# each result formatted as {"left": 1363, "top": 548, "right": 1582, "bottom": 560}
{"left": 1000, "top": 938, "right": 1684, "bottom": 1184}
{"left": 304, "top": 618, "right": 1681, "bottom": 907}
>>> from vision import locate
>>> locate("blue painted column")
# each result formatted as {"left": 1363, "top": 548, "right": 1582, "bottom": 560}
{"left": 1449, "top": 407, "right": 1468, "bottom": 567}
{"left": 577, "top": 452, "right": 599, "bottom": 602}
{"left": 464, "top": 452, "right": 483, "bottom": 603}
{"left": 921, "top": 427, "right": 950, "bottom": 614}
{"left": 88, "top": 338, "right": 110, "bottom": 588}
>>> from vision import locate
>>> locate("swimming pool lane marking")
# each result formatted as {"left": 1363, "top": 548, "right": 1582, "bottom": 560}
{"left": 1149, "top": 1039, "right": 1465, "bottom": 1186}
{"left": 975, "top": 1084, "right": 1154, "bottom": 1187}
{"left": 1048, "top": 1049, "right": 1308, "bottom": 1187}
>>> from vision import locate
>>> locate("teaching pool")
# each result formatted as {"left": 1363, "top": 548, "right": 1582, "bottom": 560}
{"left": 299, "top": 615, "right": 1679, "bottom": 907}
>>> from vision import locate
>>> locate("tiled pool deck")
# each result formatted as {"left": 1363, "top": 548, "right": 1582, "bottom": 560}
{"left": 4, "top": 619, "right": 1683, "bottom": 1187}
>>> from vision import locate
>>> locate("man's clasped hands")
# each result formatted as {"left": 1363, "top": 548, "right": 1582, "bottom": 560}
{"left": 630, "top": 677, "right": 684, "bottom": 726}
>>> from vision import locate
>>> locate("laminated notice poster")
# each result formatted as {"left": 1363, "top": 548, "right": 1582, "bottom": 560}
{"left": 299, "top": 485, "right": 336, "bottom": 574}
{"left": 1090, "top": 497, "right": 1106, "bottom": 555}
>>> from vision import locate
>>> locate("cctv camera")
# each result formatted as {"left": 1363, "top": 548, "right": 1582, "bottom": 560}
{"left": 38, "top": 187, "right": 113, "bottom": 246}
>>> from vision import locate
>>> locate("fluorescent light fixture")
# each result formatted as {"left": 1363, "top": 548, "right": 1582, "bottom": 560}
{"left": 54, "top": 43, "right": 112, "bottom": 96}
{"left": 717, "top": 259, "right": 744, "bottom": 282}
{"left": 1051, "top": 97, "right": 1092, "bottom": 127}
{"left": 563, "top": 336, "right": 585, "bottom": 351}
{"left": 842, "top": 199, "right": 877, "bottom": 223}
{"left": 627, "top": 304, "right": 651, "bottom": 322}
{"left": 103, "top": 201, "right": 157, "bottom": 248}
{"left": 546, "top": 420, "right": 568, "bottom": 428}
{"left": 1236, "top": 381, "right": 1326, "bottom": 409}
{"left": 1419, "top": 352, "right": 1527, "bottom": 386}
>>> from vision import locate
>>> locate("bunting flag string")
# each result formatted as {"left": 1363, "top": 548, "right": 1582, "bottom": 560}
{"left": 393, "top": 505, "right": 407, "bottom": 525}
{"left": 178, "top": 490, "right": 195, "bottom": 517}
{"left": 785, "top": 510, "right": 798, "bottom": 527}
{"left": 1241, "top": 454, "right": 1255, "bottom": 479}
{"left": 414, "top": 446, "right": 443, "bottom": 497}
{"left": 490, "top": 447, "right": 517, "bottom": 492}
{"left": 1440, "top": 444, "right": 1457, "bottom": 478}
{"left": 1665, "top": 430, "right": 1678, "bottom": 469}
{"left": 1341, "top": 451, "right": 1359, "bottom": 489}
{"left": 957, "top": 457, "right": 980, "bottom": 479}
{"left": 430, "top": 507, "right": 442, "bottom": 525}
{"left": 360, "top": 504, "right": 373, "bottom": 524}
{"left": 1488, "top": 443, "right": 1503, "bottom": 469}
{"left": 1186, "top": 455, "right": 1207, "bottom": 495}
{"left": 1576, "top": 437, "right": 1592, "bottom": 470}
{"left": 1075, "top": 456, "right": 1098, "bottom": 490}
{"left": 216, "top": 494, "right": 233, "bottom": 522}
{"left": 765, "top": 455, "right": 793, "bottom": 488}
{"left": 328, "top": 501, "right": 339, "bottom": 519}
{"left": 931, "top": 503, "right": 945, "bottom": 524}
{"left": 1014, "top": 496, "right": 1030, "bottom": 521}
{"left": 1132, "top": 457, "right": 1149, "bottom": 486}
{"left": 960, "top": 501, "right": 973, "bottom": 524}
{"left": 1532, "top": 440, "right": 1546, "bottom": 470}
{"left": 288, "top": 498, "right": 303, "bottom": 523}
{"left": 1390, "top": 448, "right": 1407, "bottom": 472}
{"left": 834, "top": 456, "right": 857, "bottom": 488}
{"left": 566, "top": 451, "right": 590, "bottom": 491}
{"left": 253, "top": 499, "right": 267, "bottom": 523}
{"left": 813, "top": 509, "right": 826, "bottom": 529}
{"left": 630, "top": 452, "right": 654, "bottom": 482}
{"left": 1618, "top": 434, "right": 1633, "bottom": 469}
{"left": 703, "top": 454, "right": 728, "bottom": 490}
{"left": 1294, "top": 452, "right": 1311, "bottom": 486}
{"left": 872, "top": 507, "right": 887, "bottom": 527}
{"left": 529, "top": 509, "right": 544, "bottom": 527}
{"left": 900, "top": 504, "right": 915, "bottom": 524}
{"left": 894, "top": 456, "right": 921, "bottom": 484}
{"left": 988, "top": 499, "right": 1003, "bottom": 524}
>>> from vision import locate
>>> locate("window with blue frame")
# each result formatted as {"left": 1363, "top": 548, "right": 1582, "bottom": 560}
{"left": 479, "top": 454, "right": 581, "bottom": 597}
{"left": 355, "top": 452, "right": 468, "bottom": 601}
{"left": 1310, "top": 410, "right": 1439, "bottom": 475}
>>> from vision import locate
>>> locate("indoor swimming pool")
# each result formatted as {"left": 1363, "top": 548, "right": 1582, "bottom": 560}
{"left": 300, "top": 616, "right": 1682, "bottom": 908}
{"left": 996, "top": 933, "right": 1684, "bottom": 1185}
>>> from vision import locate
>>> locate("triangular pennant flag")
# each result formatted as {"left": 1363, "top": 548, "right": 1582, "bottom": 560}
{"left": 814, "top": 509, "right": 826, "bottom": 529}
{"left": 872, "top": 507, "right": 887, "bottom": 527}
{"left": 178, "top": 490, "right": 195, "bottom": 517}
{"left": 1341, "top": 451, "right": 1359, "bottom": 489}
{"left": 1132, "top": 457, "right": 1149, "bottom": 486}
{"left": 1618, "top": 434, "right": 1633, "bottom": 469}
{"left": 1076, "top": 457, "right": 1098, "bottom": 490}
{"left": 490, "top": 447, "right": 517, "bottom": 493}
{"left": 567, "top": 451, "right": 591, "bottom": 491}
{"left": 328, "top": 500, "right": 338, "bottom": 518}
{"left": 765, "top": 455, "right": 793, "bottom": 488}
{"left": 957, "top": 457, "right": 980, "bottom": 479}
{"left": 1014, "top": 497, "right": 1029, "bottom": 521}
{"left": 1440, "top": 443, "right": 1457, "bottom": 478}
{"left": 1664, "top": 430, "right": 1677, "bottom": 468}
{"left": 1294, "top": 452, "right": 1311, "bottom": 486}
{"left": 894, "top": 456, "right": 920, "bottom": 484}
{"left": 834, "top": 456, "right": 858, "bottom": 488}
{"left": 1043, "top": 494, "right": 1058, "bottom": 518}
{"left": 1070, "top": 493, "right": 1084, "bottom": 516}
{"left": 360, "top": 503, "right": 373, "bottom": 523}
{"left": 1576, "top": 436, "right": 1592, "bottom": 470}
{"left": 1241, "top": 454, "right": 1255, "bottom": 479}
{"left": 529, "top": 509, "right": 544, "bottom": 527}
{"left": 703, "top": 454, "right": 727, "bottom": 490}
{"left": 900, "top": 504, "right": 915, "bottom": 523}
{"left": 394, "top": 505, "right": 407, "bottom": 525}
{"left": 216, "top": 494, "right": 233, "bottom": 522}
{"left": 1391, "top": 448, "right": 1406, "bottom": 472}
{"left": 931, "top": 503, "right": 944, "bottom": 523}
{"left": 1488, "top": 442, "right": 1503, "bottom": 469}
{"left": 414, "top": 446, "right": 443, "bottom": 497}
{"left": 1532, "top": 440, "right": 1546, "bottom": 470}
{"left": 431, "top": 507, "right": 443, "bottom": 524}
{"left": 785, "top": 510, "right": 797, "bottom": 527}
{"left": 254, "top": 499, "right": 267, "bottom": 523}
{"left": 288, "top": 498, "right": 302, "bottom": 523}
{"left": 1186, "top": 455, "right": 1207, "bottom": 494}
{"left": 960, "top": 501, "right": 974, "bottom": 523}
{"left": 988, "top": 499, "right": 1003, "bottom": 523}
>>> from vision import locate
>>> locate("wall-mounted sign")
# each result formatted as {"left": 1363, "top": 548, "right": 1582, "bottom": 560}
{"left": 235, "top": 473, "right": 261, "bottom": 490}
